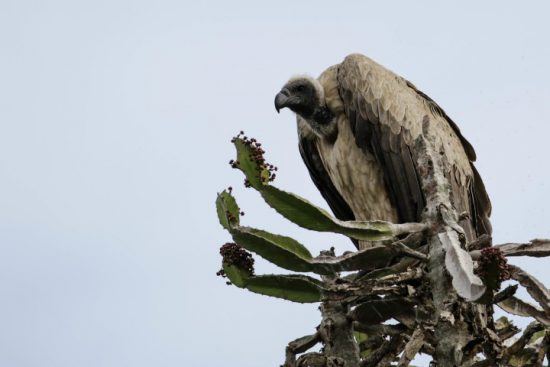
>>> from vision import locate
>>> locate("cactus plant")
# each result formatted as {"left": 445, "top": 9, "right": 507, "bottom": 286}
{"left": 215, "top": 133, "right": 550, "bottom": 366}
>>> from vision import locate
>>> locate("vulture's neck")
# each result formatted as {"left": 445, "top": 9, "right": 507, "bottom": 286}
{"left": 312, "top": 105, "right": 334, "bottom": 125}
{"left": 305, "top": 105, "right": 338, "bottom": 143}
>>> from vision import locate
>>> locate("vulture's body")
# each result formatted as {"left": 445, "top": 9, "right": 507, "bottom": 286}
{"left": 275, "top": 54, "right": 491, "bottom": 249}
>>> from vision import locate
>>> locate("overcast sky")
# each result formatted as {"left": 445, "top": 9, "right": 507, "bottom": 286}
{"left": 1, "top": 1, "right": 549, "bottom": 366}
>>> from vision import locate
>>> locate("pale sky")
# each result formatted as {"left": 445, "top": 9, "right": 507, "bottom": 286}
{"left": 1, "top": 1, "right": 549, "bottom": 366}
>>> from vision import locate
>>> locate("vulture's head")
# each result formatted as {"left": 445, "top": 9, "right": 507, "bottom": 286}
{"left": 274, "top": 76, "right": 325, "bottom": 119}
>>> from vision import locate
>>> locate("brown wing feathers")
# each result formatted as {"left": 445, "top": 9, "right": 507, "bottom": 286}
{"left": 338, "top": 62, "right": 425, "bottom": 225}
{"left": 298, "top": 137, "right": 355, "bottom": 222}
{"left": 336, "top": 54, "right": 491, "bottom": 240}
{"left": 407, "top": 82, "right": 492, "bottom": 238}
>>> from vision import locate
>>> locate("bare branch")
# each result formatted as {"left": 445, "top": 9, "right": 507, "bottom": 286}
{"left": 495, "top": 316, "right": 521, "bottom": 341}
{"left": 359, "top": 255, "right": 422, "bottom": 281}
{"left": 508, "top": 264, "right": 550, "bottom": 314}
{"left": 376, "top": 267, "right": 424, "bottom": 285}
{"left": 360, "top": 334, "right": 405, "bottom": 367}
{"left": 334, "top": 268, "right": 423, "bottom": 301}
{"left": 353, "top": 322, "right": 407, "bottom": 336}
{"left": 498, "top": 296, "right": 550, "bottom": 326}
{"left": 349, "top": 297, "right": 416, "bottom": 326}
{"left": 318, "top": 300, "right": 360, "bottom": 365}
{"left": 398, "top": 328, "right": 425, "bottom": 366}
{"left": 309, "top": 234, "right": 426, "bottom": 274}
{"left": 389, "top": 238, "right": 428, "bottom": 261}
{"left": 502, "top": 322, "right": 544, "bottom": 362}
{"left": 495, "top": 239, "right": 550, "bottom": 257}
{"left": 311, "top": 245, "right": 395, "bottom": 273}
{"left": 284, "top": 332, "right": 321, "bottom": 367}
{"left": 493, "top": 284, "right": 518, "bottom": 304}
{"left": 295, "top": 352, "right": 327, "bottom": 367}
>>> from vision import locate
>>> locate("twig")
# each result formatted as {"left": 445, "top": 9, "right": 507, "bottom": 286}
{"left": 358, "top": 256, "right": 422, "bottom": 281}
{"left": 284, "top": 332, "right": 321, "bottom": 367}
{"left": 390, "top": 239, "right": 428, "bottom": 261}
{"left": 398, "top": 328, "right": 425, "bottom": 366}
{"left": 360, "top": 334, "right": 405, "bottom": 367}
{"left": 376, "top": 267, "right": 424, "bottom": 284}
{"left": 493, "top": 284, "right": 518, "bottom": 304}
{"left": 495, "top": 316, "right": 520, "bottom": 341}
{"left": 502, "top": 322, "right": 544, "bottom": 362}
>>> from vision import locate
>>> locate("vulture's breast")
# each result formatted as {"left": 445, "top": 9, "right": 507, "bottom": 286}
{"left": 315, "top": 115, "right": 398, "bottom": 223}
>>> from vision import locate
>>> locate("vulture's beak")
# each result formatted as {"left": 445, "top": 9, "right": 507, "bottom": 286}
{"left": 274, "top": 89, "right": 290, "bottom": 113}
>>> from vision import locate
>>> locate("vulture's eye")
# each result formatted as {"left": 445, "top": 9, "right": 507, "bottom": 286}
{"left": 296, "top": 85, "right": 305, "bottom": 92}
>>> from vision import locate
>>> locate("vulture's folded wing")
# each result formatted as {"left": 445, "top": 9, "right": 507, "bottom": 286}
{"left": 337, "top": 54, "right": 491, "bottom": 240}
{"left": 298, "top": 135, "right": 356, "bottom": 223}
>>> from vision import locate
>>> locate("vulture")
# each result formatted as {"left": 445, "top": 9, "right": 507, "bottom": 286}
{"left": 274, "top": 53, "right": 491, "bottom": 250}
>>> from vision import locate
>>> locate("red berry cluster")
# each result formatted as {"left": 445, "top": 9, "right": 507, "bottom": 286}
{"left": 476, "top": 247, "right": 511, "bottom": 286}
{"left": 216, "top": 242, "right": 255, "bottom": 285}
{"left": 230, "top": 131, "right": 277, "bottom": 187}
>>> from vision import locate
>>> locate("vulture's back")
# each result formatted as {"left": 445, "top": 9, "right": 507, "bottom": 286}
{"left": 298, "top": 54, "right": 491, "bottom": 246}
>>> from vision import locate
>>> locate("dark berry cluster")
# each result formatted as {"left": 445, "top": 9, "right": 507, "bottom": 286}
{"left": 215, "top": 268, "right": 231, "bottom": 285}
{"left": 216, "top": 242, "right": 254, "bottom": 285}
{"left": 223, "top": 187, "right": 243, "bottom": 224}
{"left": 476, "top": 247, "right": 511, "bottom": 287}
{"left": 230, "top": 131, "right": 277, "bottom": 187}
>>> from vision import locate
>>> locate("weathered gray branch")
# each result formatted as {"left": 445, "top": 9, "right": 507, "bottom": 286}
{"left": 389, "top": 237, "right": 428, "bottom": 261}
{"left": 295, "top": 352, "right": 327, "bottom": 367}
{"left": 493, "top": 284, "right": 518, "bottom": 304}
{"left": 349, "top": 297, "right": 415, "bottom": 326}
{"left": 470, "top": 238, "right": 550, "bottom": 259}
{"left": 495, "top": 239, "right": 550, "bottom": 257}
{"left": 360, "top": 334, "right": 405, "bottom": 367}
{"left": 415, "top": 119, "right": 486, "bottom": 366}
{"left": 319, "top": 300, "right": 360, "bottom": 366}
{"left": 502, "top": 322, "right": 545, "bottom": 363}
{"left": 284, "top": 332, "right": 320, "bottom": 367}
{"left": 397, "top": 328, "right": 425, "bottom": 366}
{"left": 508, "top": 264, "right": 550, "bottom": 314}
{"left": 495, "top": 316, "right": 521, "bottom": 341}
{"left": 498, "top": 296, "right": 550, "bottom": 326}
{"left": 352, "top": 322, "right": 407, "bottom": 336}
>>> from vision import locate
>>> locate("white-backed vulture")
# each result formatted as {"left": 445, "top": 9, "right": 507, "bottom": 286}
{"left": 275, "top": 53, "right": 491, "bottom": 249}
